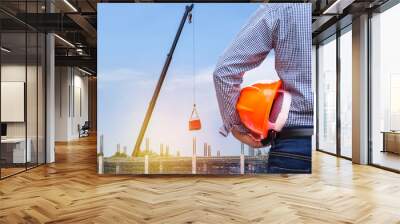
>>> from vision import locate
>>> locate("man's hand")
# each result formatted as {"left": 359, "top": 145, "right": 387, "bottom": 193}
{"left": 231, "top": 127, "right": 263, "bottom": 148}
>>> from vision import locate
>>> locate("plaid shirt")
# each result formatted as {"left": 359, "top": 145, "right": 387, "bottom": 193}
{"left": 213, "top": 4, "right": 313, "bottom": 137}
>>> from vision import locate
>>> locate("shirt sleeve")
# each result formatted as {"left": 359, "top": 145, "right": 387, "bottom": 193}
{"left": 213, "top": 5, "right": 275, "bottom": 137}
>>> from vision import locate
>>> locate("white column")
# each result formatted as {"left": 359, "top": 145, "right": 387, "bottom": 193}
{"left": 46, "top": 33, "right": 55, "bottom": 163}
{"left": 192, "top": 137, "right": 196, "bottom": 174}
{"left": 192, "top": 155, "right": 196, "bottom": 174}
{"left": 98, "top": 155, "right": 103, "bottom": 174}
{"left": 352, "top": 14, "right": 369, "bottom": 164}
{"left": 240, "top": 154, "right": 245, "bottom": 174}
{"left": 116, "top": 163, "right": 120, "bottom": 174}
{"left": 98, "top": 135, "right": 104, "bottom": 174}
{"left": 144, "top": 155, "right": 149, "bottom": 174}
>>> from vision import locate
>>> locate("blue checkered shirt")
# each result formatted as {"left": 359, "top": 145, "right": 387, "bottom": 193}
{"left": 213, "top": 4, "right": 313, "bottom": 137}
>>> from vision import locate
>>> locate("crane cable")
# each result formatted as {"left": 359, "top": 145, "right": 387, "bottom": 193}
{"left": 189, "top": 11, "right": 198, "bottom": 116}
{"left": 191, "top": 11, "right": 196, "bottom": 107}
{"left": 188, "top": 9, "right": 201, "bottom": 131}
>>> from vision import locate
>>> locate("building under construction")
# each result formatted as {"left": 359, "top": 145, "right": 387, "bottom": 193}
{"left": 103, "top": 155, "right": 268, "bottom": 175}
{"left": 102, "top": 137, "right": 268, "bottom": 174}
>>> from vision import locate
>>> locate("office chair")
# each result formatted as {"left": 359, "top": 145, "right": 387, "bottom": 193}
{"left": 79, "top": 121, "right": 90, "bottom": 138}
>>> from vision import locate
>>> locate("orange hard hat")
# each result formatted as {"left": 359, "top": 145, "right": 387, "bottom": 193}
{"left": 236, "top": 80, "right": 291, "bottom": 140}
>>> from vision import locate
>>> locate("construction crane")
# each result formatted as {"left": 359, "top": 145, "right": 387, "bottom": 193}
{"left": 132, "top": 4, "right": 194, "bottom": 157}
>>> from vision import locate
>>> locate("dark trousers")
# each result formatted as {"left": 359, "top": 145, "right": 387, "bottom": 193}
{"left": 267, "top": 132, "right": 312, "bottom": 174}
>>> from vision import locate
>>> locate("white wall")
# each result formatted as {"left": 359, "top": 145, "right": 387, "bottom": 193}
{"left": 71, "top": 72, "right": 89, "bottom": 138}
{"left": 55, "top": 67, "right": 89, "bottom": 141}
{"left": 55, "top": 66, "right": 69, "bottom": 141}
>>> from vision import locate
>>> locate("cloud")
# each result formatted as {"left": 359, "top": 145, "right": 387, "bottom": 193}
{"left": 162, "top": 66, "right": 214, "bottom": 91}
{"left": 165, "top": 58, "right": 279, "bottom": 90}
{"left": 98, "top": 53, "right": 279, "bottom": 94}
{"left": 98, "top": 68, "right": 160, "bottom": 92}
{"left": 99, "top": 68, "right": 154, "bottom": 83}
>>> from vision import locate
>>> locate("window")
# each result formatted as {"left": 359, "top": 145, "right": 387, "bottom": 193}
{"left": 339, "top": 28, "right": 352, "bottom": 158}
{"left": 370, "top": 2, "right": 400, "bottom": 171}
{"left": 317, "top": 36, "right": 337, "bottom": 154}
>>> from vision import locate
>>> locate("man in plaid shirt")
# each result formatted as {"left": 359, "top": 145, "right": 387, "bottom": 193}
{"left": 213, "top": 4, "right": 313, "bottom": 173}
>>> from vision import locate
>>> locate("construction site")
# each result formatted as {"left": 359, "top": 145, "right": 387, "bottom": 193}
{"left": 98, "top": 135, "right": 269, "bottom": 174}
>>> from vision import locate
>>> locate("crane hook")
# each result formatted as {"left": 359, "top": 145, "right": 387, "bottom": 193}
{"left": 188, "top": 12, "right": 192, "bottom": 24}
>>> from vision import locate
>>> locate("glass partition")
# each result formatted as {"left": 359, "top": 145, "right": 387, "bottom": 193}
{"left": 0, "top": 31, "right": 28, "bottom": 177}
{"left": 27, "top": 30, "right": 38, "bottom": 169}
{"left": 0, "top": 1, "right": 46, "bottom": 179}
{"left": 26, "top": 0, "right": 44, "bottom": 169}
{"left": 38, "top": 32, "right": 45, "bottom": 165}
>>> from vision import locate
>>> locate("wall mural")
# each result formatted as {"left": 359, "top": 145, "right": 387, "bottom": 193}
{"left": 97, "top": 3, "right": 312, "bottom": 174}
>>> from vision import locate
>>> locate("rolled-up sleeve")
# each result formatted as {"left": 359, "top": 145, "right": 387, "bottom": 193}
{"left": 213, "top": 5, "right": 275, "bottom": 137}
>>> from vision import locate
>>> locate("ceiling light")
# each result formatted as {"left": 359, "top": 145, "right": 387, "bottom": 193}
{"left": 1, "top": 47, "right": 11, "bottom": 53}
{"left": 63, "top": 0, "right": 78, "bottom": 12}
{"left": 54, "top": 34, "right": 75, "bottom": 48}
{"left": 323, "top": 0, "right": 355, "bottom": 15}
{"left": 76, "top": 48, "right": 85, "bottom": 55}
{"left": 78, "top": 67, "right": 93, "bottom": 76}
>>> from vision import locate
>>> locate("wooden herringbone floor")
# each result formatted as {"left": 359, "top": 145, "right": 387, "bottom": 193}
{"left": 1, "top": 135, "right": 400, "bottom": 224}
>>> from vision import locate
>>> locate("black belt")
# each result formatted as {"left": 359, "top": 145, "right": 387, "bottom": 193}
{"left": 261, "top": 128, "right": 313, "bottom": 146}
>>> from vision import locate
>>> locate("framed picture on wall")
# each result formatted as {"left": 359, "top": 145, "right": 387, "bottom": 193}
{"left": 97, "top": 3, "right": 313, "bottom": 175}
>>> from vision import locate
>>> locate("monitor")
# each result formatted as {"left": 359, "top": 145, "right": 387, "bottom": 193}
{"left": 1, "top": 123, "right": 7, "bottom": 137}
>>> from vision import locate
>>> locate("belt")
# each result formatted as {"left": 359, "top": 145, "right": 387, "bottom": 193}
{"left": 261, "top": 128, "right": 314, "bottom": 146}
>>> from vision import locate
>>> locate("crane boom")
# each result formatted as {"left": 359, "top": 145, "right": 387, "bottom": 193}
{"left": 132, "top": 4, "right": 194, "bottom": 157}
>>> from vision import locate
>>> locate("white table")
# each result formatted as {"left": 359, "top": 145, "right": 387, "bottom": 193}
{"left": 1, "top": 138, "right": 31, "bottom": 163}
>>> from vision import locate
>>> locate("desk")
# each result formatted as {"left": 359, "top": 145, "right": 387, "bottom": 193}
{"left": 1, "top": 138, "right": 31, "bottom": 163}
{"left": 382, "top": 131, "right": 400, "bottom": 154}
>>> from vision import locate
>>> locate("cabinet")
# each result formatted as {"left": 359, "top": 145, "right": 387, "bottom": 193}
{"left": 382, "top": 131, "right": 400, "bottom": 154}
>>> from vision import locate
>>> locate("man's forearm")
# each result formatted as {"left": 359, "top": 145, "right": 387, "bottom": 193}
{"left": 213, "top": 67, "right": 250, "bottom": 136}
{"left": 213, "top": 5, "right": 273, "bottom": 136}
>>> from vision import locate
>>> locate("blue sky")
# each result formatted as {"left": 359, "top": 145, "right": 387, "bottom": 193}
{"left": 98, "top": 3, "right": 279, "bottom": 157}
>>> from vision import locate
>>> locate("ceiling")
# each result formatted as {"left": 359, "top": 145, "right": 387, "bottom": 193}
{"left": 0, "top": 0, "right": 394, "bottom": 75}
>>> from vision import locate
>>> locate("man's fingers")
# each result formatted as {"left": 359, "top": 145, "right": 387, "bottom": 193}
{"left": 248, "top": 139, "right": 262, "bottom": 148}
{"left": 248, "top": 133, "right": 261, "bottom": 142}
{"left": 231, "top": 128, "right": 263, "bottom": 148}
{"left": 242, "top": 134, "right": 262, "bottom": 148}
